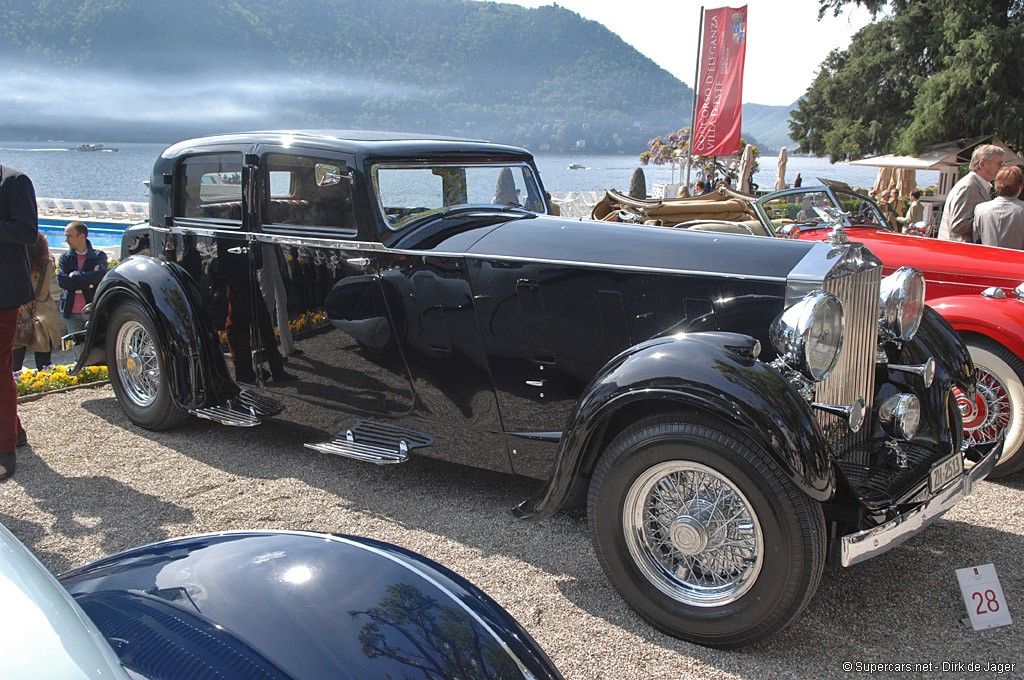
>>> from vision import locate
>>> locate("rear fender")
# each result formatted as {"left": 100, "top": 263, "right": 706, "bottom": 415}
{"left": 513, "top": 332, "right": 836, "bottom": 521}
{"left": 75, "top": 255, "right": 236, "bottom": 410}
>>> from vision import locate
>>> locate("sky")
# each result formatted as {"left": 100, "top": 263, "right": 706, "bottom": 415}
{"left": 503, "top": 0, "right": 876, "bottom": 106}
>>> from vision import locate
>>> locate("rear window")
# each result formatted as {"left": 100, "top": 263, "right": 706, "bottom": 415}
{"left": 175, "top": 153, "right": 244, "bottom": 222}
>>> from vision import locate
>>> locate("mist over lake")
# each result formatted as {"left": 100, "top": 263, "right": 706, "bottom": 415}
{"left": 0, "top": 141, "right": 938, "bottom": 204}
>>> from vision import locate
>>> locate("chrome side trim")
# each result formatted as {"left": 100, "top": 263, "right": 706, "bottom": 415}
{"left": 840, "top": 443, "right": 1000, "bottom": 567}
{"left": 253, "top": 232, "right": 386, "bottom": 252}
{"left": 167, "top": 224, "right": 788, "bottom": 281}
{"left": 458, "top": 252, "right": 789, "bottom": 282}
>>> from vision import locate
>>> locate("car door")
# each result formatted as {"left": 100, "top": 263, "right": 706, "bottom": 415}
{"left": 242, "top": 147, "right": 417, "bottom": 436}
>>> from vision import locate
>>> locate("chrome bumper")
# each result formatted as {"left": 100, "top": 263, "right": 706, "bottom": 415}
{"left": 840, "top": 444, "right": 1001, "bottom": 567}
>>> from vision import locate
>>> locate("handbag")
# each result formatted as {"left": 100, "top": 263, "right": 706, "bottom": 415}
{"left": 14, "top": 271, "right": 47, "bottom": 348}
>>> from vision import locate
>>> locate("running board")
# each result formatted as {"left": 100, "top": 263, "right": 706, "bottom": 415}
{"left": 189, "top": 390, "right": 285, "bottom": 427}
{"left": 305, "top": 420, "right": 433, "bottom": 464}
{"left": 235, "top": 389, "right": 285, "bottom": 417}
{"left": 190, "top": 405, "right": 261, "bottom": 427}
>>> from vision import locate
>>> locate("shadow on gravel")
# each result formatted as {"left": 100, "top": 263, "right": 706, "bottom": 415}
{"left": 76, "top": 393, "right": 1022, "bottom": 674}
{"left": 992, "top": 470, "right": 1024, "bottom": 490}
{"left": 3, "top": 444, "right": 195, "bottom": 573}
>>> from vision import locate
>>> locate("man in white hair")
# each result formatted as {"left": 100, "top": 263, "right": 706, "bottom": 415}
{"left": 938, "top": 143, "right": 1004, "bottom": 241}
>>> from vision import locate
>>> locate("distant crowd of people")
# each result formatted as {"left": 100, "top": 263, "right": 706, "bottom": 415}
{"left": 1, "top": 163, "right": 108, "bottom": 481}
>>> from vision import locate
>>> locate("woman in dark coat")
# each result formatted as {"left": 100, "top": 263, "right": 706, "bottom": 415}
{"left": 0, "top": 164, "right": 39, "bottom": 480}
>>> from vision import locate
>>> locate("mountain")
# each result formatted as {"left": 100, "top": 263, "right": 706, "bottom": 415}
{"left": 741, "top": 102, "right": 798, "bottom": 154}
{"left": 0, "top": 0, "right": 695, "bottom": 152}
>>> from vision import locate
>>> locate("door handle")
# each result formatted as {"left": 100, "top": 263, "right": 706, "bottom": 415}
{"left": 227, "top": 246, "right": 249, "bottom": 255}
{"left": 526, "top": 380, "right": 545, "bottom": 387}
{"left": 346, "top": 257, "right": 371, "bottom": 268}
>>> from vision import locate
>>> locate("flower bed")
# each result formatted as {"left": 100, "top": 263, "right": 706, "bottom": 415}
{"left": 14, "top": 365, "right": 108, "bottom": 397}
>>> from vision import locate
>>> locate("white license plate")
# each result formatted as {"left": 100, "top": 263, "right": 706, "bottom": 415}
{"left": 929, "top": 453, "right": 964, "bottom": 493}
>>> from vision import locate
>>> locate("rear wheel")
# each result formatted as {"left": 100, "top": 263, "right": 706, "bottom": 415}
{"left": 958, "top": 338, "right": 1024, "bottom": 477}
{"left": 106, "top": 300, "right": 188, "bottom": 431}
{"left": 587, "top": 414, "right": 825, "bottom": 648}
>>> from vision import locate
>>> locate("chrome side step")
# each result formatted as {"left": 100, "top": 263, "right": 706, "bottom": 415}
{"left": 304, "top": 439, "right": 409, "bottom": 464}
{"left": 190, "top": 405, "right": 261, "bottom": 427}
{"left": 235, "top": 389, "right": 285, "bottom": 417}
{"left": 305, "top": 420, "right": 433, "bottom": 465}
{"left": 189, "top": 389, "right": 285, "bottom": 427}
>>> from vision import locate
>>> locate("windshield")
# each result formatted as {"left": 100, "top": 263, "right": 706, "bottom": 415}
{"left": 758, "top": 188, "right": 889, "bottom": 230}
{"left": 373, "top": 163, "right": 545, "bottom": 230}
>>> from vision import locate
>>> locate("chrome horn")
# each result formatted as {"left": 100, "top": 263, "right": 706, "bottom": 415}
{"left": 889, "top": 357, "right": 936, "bottom": 387}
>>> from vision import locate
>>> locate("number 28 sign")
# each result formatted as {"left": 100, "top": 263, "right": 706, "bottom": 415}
{"left": 956, "top": 564, "right": 1012, "bottom": 630}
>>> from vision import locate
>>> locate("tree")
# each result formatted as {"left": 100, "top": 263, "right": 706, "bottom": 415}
{"left": 629, "top": 167, "right": 647, "bottom": 198}
{"left": 790, "top": 0, "right": 1024, "bottom": 161}
{"left": 639, "top": 127, "right": 690, "bottom": 182}
{"left": 640, "top": 128, "right": 758, "bottom": 187}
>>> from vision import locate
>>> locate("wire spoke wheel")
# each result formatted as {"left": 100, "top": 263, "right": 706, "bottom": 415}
{"left": 955, "top": 367, "right": 1011, "bottom": 448}
{"left": 963, "top": 338, "right": 1024, "bottom": 477}
{"left": 625, "top": 461, "right": 763, "bottom": 607}
{"left": 115, "top": 320, "right": 160, "bottom": 407}
{"left": 588, "top": 414, "right": 825, "bottom": 648}
{"left": 106, "top": 300, "right": 187, "bottom": 431}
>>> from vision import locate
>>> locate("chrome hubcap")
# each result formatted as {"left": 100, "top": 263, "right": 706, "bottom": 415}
{"left": 116, "top": 320, "right": 159, "bottom": 407}
{"left": 624, "top": 461, "right": 763, "bottom": 607}
{"left": 956, "top": 366, "right": 1011, "bottom": 447}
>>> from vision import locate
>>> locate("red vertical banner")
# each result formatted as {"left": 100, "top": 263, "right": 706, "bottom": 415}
{"left": 691, "top": 5, "right": 747, "bottom": 157}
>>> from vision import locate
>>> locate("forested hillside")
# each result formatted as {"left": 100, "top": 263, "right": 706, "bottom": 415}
{"left": 0, "top": 0, "right": 696, "bottom": 151}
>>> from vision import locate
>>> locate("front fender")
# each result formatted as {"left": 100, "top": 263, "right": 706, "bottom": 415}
{"left": 513, "top": 332, "right": 836, "bottom": 522}
{"left": 905, "top": 304, "right": 976, "bottom": 396}
{"left": 74, "top": 255, "right": 236, "bottom": 410}
{"left": 928, "top": 294, "right": 1024, "bottom": 361}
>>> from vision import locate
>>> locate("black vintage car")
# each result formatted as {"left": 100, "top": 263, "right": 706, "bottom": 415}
{"left": 73, "top": 131, "right": 1000, "bottom": 649}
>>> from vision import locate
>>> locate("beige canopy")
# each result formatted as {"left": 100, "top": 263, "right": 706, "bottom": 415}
{"left": 738, "top": 145, "right": 756, "bottom": 194}
{"left": 895, "top": 168, "right": 916, "bottom": 197}
{"left": 775, "top": 147, "right": 788, "bottom": 191}
{"left": 871, "top": 167, "right": 894, "bottom": 196}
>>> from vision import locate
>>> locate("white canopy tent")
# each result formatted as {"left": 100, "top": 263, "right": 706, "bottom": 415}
{"left": 847, "top": 136, "right": 1024, "bottom": 197}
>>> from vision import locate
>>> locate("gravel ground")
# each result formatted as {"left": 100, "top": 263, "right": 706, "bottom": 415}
{"left": 3, "top": 385, "right": 1023, "bottom": 679}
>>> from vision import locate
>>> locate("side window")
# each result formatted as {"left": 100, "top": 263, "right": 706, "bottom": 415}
{"left": 263, "top": 154, "right": 356, "bottom": 230}
{"left": 175, "top": 153, "right": 244, "bottom": 221}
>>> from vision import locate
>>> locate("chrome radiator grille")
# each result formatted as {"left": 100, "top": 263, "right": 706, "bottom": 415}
{"left": 815, "top": 266, "right": 881, "bottom": 450}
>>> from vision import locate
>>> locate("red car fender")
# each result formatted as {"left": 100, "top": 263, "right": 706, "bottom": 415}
{"left": 928, "top": 295, "right": 1024, "bottom": 360}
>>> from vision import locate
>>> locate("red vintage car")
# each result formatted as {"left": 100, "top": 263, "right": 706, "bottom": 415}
{"left": 594, "top": 183, "right": 1024, "bottom": 478}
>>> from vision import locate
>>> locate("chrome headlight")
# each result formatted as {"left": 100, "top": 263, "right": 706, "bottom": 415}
{"left": 879, "top": 267, "right": 925, "bottom": 341}
{"left": 879, "top": 393, "right": 921, "bottom": 440}
{"left": 770, "top": 291, "right": 845, "bottom": 382}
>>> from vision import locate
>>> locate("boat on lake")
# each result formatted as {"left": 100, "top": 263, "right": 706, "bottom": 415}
{"left": 71, "top": 143, "right": 118, "bottom": 152}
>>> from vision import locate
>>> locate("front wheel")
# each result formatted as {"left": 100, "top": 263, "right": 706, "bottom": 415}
{"left": 958, "top": 338, "right": 1024, "bottom": 477}
{"left": 587, "top": 414, "right": 825, "bottom": 649}
{"left": 106, "top": 299, "right": 188, "bottom": 431}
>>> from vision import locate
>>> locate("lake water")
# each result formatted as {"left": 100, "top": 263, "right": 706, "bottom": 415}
{"left": 0, "top": 140, "right": 939, "bottom": 203}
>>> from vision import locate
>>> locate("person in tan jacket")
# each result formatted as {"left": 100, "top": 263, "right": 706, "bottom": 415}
{"left": 13, "top": 232, "right": 63, "bottom": 370}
